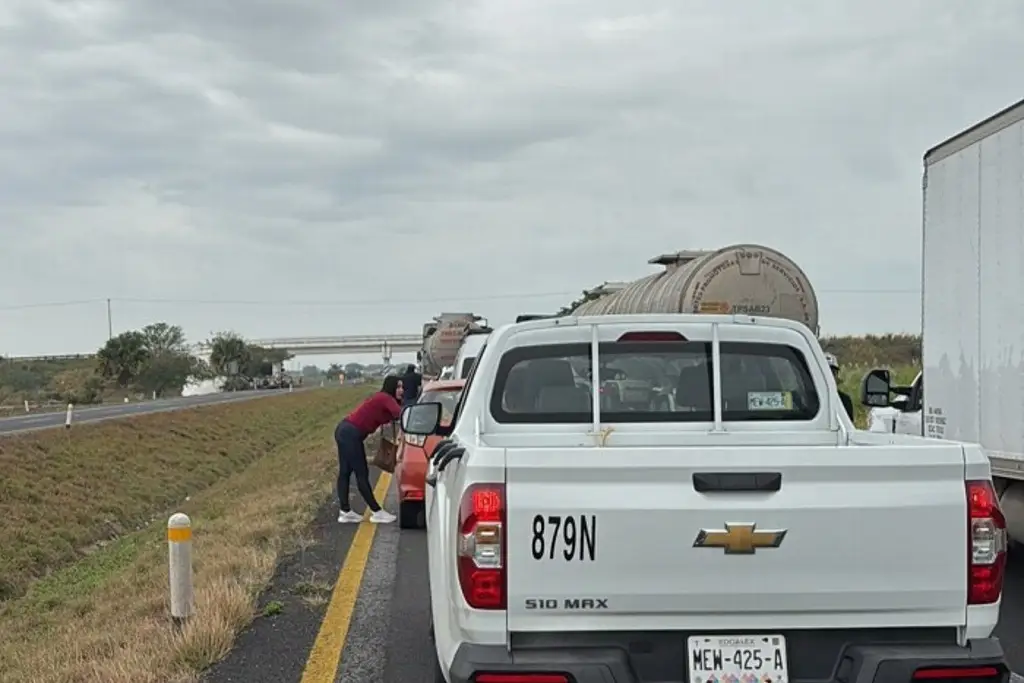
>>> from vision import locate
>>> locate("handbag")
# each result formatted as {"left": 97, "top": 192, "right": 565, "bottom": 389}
{"left": 370, "top": 421, "right": 399, "bottom": 473}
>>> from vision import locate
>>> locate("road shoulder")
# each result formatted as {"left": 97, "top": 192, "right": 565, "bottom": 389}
{"left": 202, "top": 469, "right": 385, "bottom": 683}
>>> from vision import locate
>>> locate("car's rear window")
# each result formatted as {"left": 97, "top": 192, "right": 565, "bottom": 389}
{"left": 419, "top": 388, "right": 462, "bottom": 425}
{"left": 489, "top": 341, "right": 819, "bottom": 423}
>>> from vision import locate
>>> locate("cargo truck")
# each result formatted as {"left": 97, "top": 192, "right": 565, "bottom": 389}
{"left": 861, "top": 97, "right": 1024, "bottom": 546}
{"left": 417, "top": 313, "right": 491, "bottom": 378}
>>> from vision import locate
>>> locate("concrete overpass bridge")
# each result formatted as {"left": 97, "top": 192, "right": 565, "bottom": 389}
{"left": 8, "top": 334, "right": 423, "bottom": 366}
{"left": 193, "top": 334, "right": 422, "bottom": 364}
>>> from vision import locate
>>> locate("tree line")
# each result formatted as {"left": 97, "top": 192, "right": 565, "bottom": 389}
{"left": 0, "top": 324, "right": 297, "bottom": 404}
{"left": 92, "top": 323, "right": 298, "bottom": 398}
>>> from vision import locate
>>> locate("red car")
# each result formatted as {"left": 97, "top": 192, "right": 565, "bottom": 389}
{"left": 395, "top": 379, "right": 464, "bottom": 528}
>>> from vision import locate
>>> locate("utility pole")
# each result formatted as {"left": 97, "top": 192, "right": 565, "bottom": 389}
{"left": 107, "top": 298, "right": 113, "bottom": 340}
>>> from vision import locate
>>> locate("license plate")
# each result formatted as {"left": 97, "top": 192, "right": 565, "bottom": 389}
{"left": 687, "top": 634, "right": 789, "bottom": 683}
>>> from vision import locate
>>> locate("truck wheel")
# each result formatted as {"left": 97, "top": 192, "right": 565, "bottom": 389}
{"left": 399, "top": 501, "right": 422, "bottom": 529}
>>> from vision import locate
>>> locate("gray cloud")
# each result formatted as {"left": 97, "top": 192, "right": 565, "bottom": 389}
{"left": 1, "top": 0, "right": 1023, "bottom": 360}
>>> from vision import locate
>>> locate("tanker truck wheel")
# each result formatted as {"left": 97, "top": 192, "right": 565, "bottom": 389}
{"left": 997, "top": 478, "right": 1024, "bottom": 555}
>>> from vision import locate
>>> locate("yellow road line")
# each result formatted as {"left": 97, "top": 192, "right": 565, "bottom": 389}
{"left": 300, "top": 472, "right": 392, "bottom": 683}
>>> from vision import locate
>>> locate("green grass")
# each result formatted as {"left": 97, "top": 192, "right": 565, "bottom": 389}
{"left": 838, "top": 362, "right": 920, "bottom": 428}
{"left": 0, "top": 388, "right": 366, "bottom": 602}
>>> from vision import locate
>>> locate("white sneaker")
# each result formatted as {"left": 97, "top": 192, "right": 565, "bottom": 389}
{"left": 338, "top": 510, "right": 363, "bottom": 523}
{"left": 369, "top": 510, "right": 396, "bottom": 524}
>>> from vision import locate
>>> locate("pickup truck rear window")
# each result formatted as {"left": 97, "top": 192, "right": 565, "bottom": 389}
{"left": 489, "top": 340, "right": 820, "bottom": 423}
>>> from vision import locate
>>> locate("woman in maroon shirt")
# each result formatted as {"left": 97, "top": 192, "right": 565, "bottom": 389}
{"left": 335, "top": 375, "right": 404, "bottom": 523}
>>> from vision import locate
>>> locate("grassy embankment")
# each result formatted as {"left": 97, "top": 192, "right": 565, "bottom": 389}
{"left": 0, "top": 386, "right": 373, "bottom": 683}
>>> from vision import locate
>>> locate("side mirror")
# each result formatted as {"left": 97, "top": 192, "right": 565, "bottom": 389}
{"left": 860, "top": 368, "right": 891, "bottom": 408}
{"left": 891, "top": 395, "right": 910, "bottom": 412}
{"left": 401, "top": 402, "right": 443, "bottom": 436}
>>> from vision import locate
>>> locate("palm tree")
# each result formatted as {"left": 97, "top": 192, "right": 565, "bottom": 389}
{"left": 96, "top": 331, "right": 150, "bottom": 386}
{"left": 207, "top": 332, "right": 251, "bottom": 377}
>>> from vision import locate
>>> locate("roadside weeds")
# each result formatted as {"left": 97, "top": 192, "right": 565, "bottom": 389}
{"left": 0, "top": 386, "right": 373, "bottom": 683}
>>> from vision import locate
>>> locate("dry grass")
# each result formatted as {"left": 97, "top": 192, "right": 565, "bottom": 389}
{"left": 0, "top": 386, "right": 373, "bottom": 683}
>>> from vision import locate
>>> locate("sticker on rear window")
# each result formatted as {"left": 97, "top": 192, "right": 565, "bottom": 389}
{"left": 747, "top": 391, "right": 793, "bottom": 411}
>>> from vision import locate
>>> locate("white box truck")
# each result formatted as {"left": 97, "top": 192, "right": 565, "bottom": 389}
{"left": 862, "top": 97, "right": 1024, "bottom": 545}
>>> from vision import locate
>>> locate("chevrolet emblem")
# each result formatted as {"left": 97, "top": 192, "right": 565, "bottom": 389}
{"left": 693, "top": 523, "right": 787, "bottom": 554}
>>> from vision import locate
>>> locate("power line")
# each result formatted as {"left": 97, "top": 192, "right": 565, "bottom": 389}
{"left": 110, "top": 291, "right": 578, "bottom": 306}
{"left": 0, "top": 299, "right": 107, "bottom": 311}
{"left": 0, "top": 288, "right": 923, "bottom": 312}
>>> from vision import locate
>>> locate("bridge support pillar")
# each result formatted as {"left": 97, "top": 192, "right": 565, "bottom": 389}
{"left": 381, "top": 342, "right": 392, "bottom": 368}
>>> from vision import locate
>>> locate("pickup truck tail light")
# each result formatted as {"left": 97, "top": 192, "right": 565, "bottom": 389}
{"left": 966, "top": 480, "right": 1006, "bottom": 605}
{"left": 457, "top": 483, "right": 506, "bottom": 609}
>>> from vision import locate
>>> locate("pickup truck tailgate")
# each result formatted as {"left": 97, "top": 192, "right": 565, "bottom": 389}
{"left": 504, "top": 444, "right": 968, "bottom": 632}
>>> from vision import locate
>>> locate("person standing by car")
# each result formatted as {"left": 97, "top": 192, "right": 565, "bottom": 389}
{"left": 401, "top": 363, "right": 422, "bottom": 408}
{"left": 335, "top": 375, "right": 403, "bottom": 524}
{"left": 826, "top": 352, "right": 855, "bottom": 422}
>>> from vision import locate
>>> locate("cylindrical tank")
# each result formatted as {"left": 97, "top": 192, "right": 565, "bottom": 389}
{"left": 571, "top": 281, "right": 632, "bottom": 316}
{"left": 419, "top": 313, "right": 488, "bottom": 377}
{"left": 571, "top": 244, "right": 819, "bottom": 333}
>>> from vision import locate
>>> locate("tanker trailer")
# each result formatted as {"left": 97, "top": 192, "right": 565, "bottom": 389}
{"left": 570, "top": 281, "right": 631, "bottom": 316}
{"left": 570, "top": 243, "right": 819, "bottom": 334}
{"left": 418, "top": 313, "right": 490, "bottom": 377}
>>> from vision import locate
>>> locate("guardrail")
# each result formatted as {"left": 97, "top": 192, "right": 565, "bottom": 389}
{"left": 0, "top": 395, "right": 161, "bottom": 416}
{"left": 250, "top": 334, "right": 421, "bottom": 345}
{"left": 0, "top": 400, "right": 67, "bottom": 415}
{"left": 3, "top": 354, "right": 96, "bottom": 362}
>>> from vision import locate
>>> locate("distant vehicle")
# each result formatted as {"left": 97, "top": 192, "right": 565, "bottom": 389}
{"left": 394, "top": 379, "right": 463, "bottom": 529}
{"left": 418, "top": 313, "right": 491, "bottom": 377}
{"left": 254, "top": 374, "right": 291, "bottom": 390}
{"left": 403, "top": 313, "right": 1008, "bottom": 683}
{"left": 450, "top": 328, "right": 489, "bottom": 380}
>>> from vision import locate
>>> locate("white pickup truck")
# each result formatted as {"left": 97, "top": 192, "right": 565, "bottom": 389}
{"left": 400, "top": 314, "right": 1009, "bottom": 683}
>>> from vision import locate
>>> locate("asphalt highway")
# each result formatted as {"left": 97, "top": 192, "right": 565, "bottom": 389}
{"left": 0, "top": 388, "right": 299, "bottom": 435}
{"left": 203, "top": 473, "right": 1024, "bottom": 683}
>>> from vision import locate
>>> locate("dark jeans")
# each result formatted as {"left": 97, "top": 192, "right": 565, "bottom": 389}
{"left": 335, "top": 420, "right": 381, "bottom": 513}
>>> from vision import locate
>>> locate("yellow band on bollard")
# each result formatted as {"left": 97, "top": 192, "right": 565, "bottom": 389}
{"left": 167, "top": 527, "right": 192, "bottom": 543}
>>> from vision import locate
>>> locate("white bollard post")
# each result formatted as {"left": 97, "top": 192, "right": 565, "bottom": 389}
{"left": 24, "top": 399, "right": 29, "bottom": 413}
{"left": 289, "top": 384, "right": 293, "bottom": 393}
{"left": 167, "top": 513, "right": 194, "bottom": 626}
{"left": 124, "top": 397, "right": 129, "bottom": 403}
{"left": 65, "top": 403, "right": 73, "bottom": 429}
{"left": 152, "top": 390, "right": 157, "bottom": 400}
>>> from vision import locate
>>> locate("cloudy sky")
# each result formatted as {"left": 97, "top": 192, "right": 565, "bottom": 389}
{"left": 1, "top": 0, "right": 1022, "bottom": 364}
